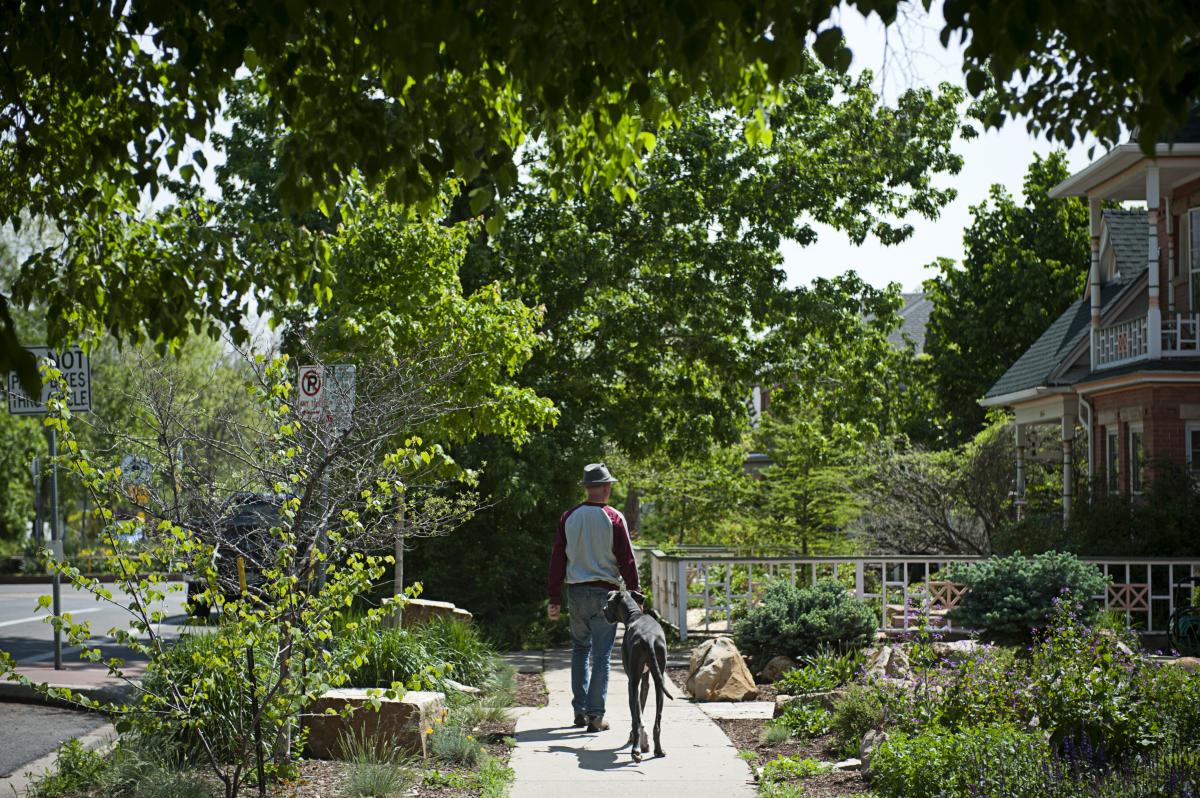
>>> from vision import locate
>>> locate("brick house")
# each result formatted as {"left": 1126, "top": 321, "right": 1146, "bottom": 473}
{"left": 981, "top": 121, "right": 1200, "bottom": 521}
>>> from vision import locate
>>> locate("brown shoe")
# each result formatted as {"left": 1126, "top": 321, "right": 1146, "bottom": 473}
{"left": 572, "top": 713, "right": 587, "bottom": 727}
{"left": 586, "top": 714, "right": 610, "bottom": 732}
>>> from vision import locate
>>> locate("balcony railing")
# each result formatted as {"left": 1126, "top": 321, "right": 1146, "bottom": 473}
{"left": 1095, "top": 316, "right": 1148, "bottom": 367}
{"left": 1162, "top": 313, "right": 1200, "bottom": 356}
{"left": 1095, "top": 313, "right": 1200, "bottom": 369}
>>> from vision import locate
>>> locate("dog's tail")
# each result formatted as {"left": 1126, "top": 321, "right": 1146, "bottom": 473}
{"left": 650, "top": 651, "right": 675, "bottom": 700}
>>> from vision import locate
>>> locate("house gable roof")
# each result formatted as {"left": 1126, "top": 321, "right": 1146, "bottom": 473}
{"left": 888, "top": 292, "right": 933, "bottom": 353}
{"left": 984, "top": 271, "right": 1144, "bottom": 402}
{"left": 1102, "top": 209, "right": 1148, "bottom": 276}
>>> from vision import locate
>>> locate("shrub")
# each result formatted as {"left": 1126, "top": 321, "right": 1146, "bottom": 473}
{"left": 868, "top": 724, "right": 1045, "bottom": 798}
{"left": 773, "top": 648, "right": 864, "bottom": 694}
{"left": 29, "top": 739, "right": 109, "bottom": 798}
{"left": 829, "top": 683, "right": 886, "bottom": 756}
{"left": 416, "top": 616, "right": 498, "bottom": 687}
{"left": 947, "top": 552, "right": 1108, "bottom": 641}
{"left": 734, "top": 578, "right": 875, "bottom": 662}
{"left": 1141, "top": 662, "right": 1200, "bottom": 745}
{"left": 937, "top": 646, "right": 1028, "bottom": 730}
{"left": 139, "top": 631, "right": 282, "bottom": 765}
{"left": 1027, "top": 599, "right": 1159, "bottom": 760}
{"left": 774, "top": 702, "right": 832, "bottom": 739}
{"left": 339, "top": 727, "right": 415, "bottom": 798}
{"left": 760, "top": 755, "right": 831, "bottom": 782}
{"left": 430, "top": 723, "right": 483, "bottom": 766}
{"left": 341, "top": 616, "right": 499, "bottom": 692}
{"left": 760, "top": 721, "right": 792, "bottom": 745}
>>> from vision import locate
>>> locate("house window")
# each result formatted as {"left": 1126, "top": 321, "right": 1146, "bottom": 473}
{"left": 1188, "top": 423, "right": 1200, "bottom": 474}
{"left": 1190, "top": 208, "right": 1200, "bottom": 312}
{"left": 1106, "top": 427, "right": 1120, "bottom": 492}
{"left": 1129, "top": 424, "right": 1145, "bottom": 494}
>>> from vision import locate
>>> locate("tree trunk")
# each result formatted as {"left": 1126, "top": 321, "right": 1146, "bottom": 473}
{"left": 392, "top": 504, "right": 405, "bottom": 629}
{"left": 623, "top": 488, "right": 641, "bottom": 537}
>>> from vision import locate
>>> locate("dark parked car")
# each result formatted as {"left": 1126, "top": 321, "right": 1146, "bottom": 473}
{"left": 185, "top": 492, "right": 285, "bottom": 616}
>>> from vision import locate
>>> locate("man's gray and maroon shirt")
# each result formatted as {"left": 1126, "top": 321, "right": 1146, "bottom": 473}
{"left": 547, "top": 502, "right": 640, "bottom": 604}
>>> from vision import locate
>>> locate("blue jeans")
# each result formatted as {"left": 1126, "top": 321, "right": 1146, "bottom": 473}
{"left": 567, "top": 584, "right": 617, "bottom": 717}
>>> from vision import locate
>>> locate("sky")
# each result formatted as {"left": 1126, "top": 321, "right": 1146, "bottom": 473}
{"left": 781, "top": 4, "right": 1096, "bottom": 293}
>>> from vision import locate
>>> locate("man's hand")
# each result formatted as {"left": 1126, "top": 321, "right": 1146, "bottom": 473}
{"left": 547, "top": 603, "right": 561, "bottom": 621}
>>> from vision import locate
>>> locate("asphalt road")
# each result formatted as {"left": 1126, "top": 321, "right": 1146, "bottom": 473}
{"left": 0, "top": 701, "right": 106, "bottom": 778}
{"left": 0, "top": 581, "right": 189, "bottom": 663}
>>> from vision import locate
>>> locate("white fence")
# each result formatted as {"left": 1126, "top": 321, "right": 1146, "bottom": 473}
{"left": 644, "top": 548, "right": 1200, "bottom": 641}
{"left": 1162, "top": 313, "right": 1200, "bottom": 356}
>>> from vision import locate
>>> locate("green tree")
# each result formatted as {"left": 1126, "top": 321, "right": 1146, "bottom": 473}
{"left": 923, "top": 152, "right": 1089, "bottom": 442}
{"left": 404, "top": 71, "right": 965, "bottom": 643}
{"left": 5, "top": 1, "right": 1196, "bottom": 378}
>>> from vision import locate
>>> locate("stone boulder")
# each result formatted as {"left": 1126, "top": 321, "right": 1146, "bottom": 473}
{"left": 1166, "top": 656, "right": 1200, "bottom": 673}
{"left": 930, "top": 639, "right": 984, "bottom": 663}
{"left": 303, "top": 689, "right": 446, "bottom": 760}
{"left": 860, "top": 729, "right": 886, "bottom": 770}
{"left": 401, "top": 598, "right": 473, "bottom": 626}
{"left": 758, "top": 655, "right": 798, "bottom": 683}
{"left": 865, "top": 645, "right": 911, "bottom": 681}
{"left": 686, "top": 637, "right": 759, "bottom": 702}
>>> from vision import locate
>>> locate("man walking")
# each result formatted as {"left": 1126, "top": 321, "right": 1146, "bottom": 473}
{"left": 547, "top": 462, "right": 640, "bottom": 732}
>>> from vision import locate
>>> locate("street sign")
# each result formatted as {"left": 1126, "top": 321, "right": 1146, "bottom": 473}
{"left": 297, "top": 365, "right": 325, "bottom": 422}
{"left": 298, "top": 364, "right": 355, "bottom": 430}
{"left": 327, "top": 364, "right": 356, "bottom": 432}
{"left": 6, "top": 346, "right": 92, "bottom": 415}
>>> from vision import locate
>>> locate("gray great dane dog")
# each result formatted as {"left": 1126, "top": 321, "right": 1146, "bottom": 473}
{"left": 603, "top": 589, "right": 673, "bottom": 762}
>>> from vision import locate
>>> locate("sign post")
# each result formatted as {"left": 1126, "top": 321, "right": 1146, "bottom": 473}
{"left": 297, "top": 364, "right": 355, "bottom": 591}
{"left": 7, "top": 347, "right": 92, "bottom": 670}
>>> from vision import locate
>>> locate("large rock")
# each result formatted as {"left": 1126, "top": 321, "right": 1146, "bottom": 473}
{"left": 930, "top": 640, "right": 985, "bottom": 662}
{"left": 860, "top": 729, "right": 886, "bottom": 770}
{"left": 1166, "top": 656, "right": 1200, "bottom": 673}
{"left": 758, "top": 655, "right": 798, "bottom": 683}
{"left": 865, "top": 645, "right": 911, "bottom": 681}
{"left": 303, "top": 689, "right": 446, "bottom": 760}
{"left": 686, "top": 637, "right": 759, "bottom": 702}
{"left": 401, "top": 598, "right": 473, "bottom": 626}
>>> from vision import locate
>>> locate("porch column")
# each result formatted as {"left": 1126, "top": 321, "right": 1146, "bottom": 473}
{"left": 1014, "top": 423, "right": 1027, "bottom": 520}
{"left": 1089, "top": 197, "right": 1102, "bottom": 371}
{"left": 1147, "top": 166, "right": 1162, "bottom": 358}
{"left": 1167, "top": 198, "right": 1176, "bottom": 312}
{"left": 1061, "top": 412, "right": 1076, "bottom": 525}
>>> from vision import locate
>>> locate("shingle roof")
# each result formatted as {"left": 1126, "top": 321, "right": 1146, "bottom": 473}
{"left": 888, "top": 292, "right": 933, "bottom": 353}
{"left": 984, "top": 275, "right": 1141, "bottom": 400}
{"left": 1158, "top": 105, "right": 1200, "bottom": 145}
{"left": 1104, "top": 209, "right": 1148, "bottom": 276}
{"left": 984, "top": 210, "right": 1148, "bottom": 400}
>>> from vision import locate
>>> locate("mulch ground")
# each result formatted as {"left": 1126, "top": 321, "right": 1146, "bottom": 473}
{"left": 714, "top": 718, "right": 869, "bottom": 797}
{"left": 666, "top": 665, "right": 867, "bottom": 797}
{"left": 515, "top": 671, "right": 548, "bottom": 707}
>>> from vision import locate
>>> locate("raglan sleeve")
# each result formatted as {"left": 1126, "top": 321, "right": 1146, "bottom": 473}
{"left": 610, "top": 509, "right": 640, "bottom": 594}
{"left": 547, "top": 510, "right": 569, "bottom": 604}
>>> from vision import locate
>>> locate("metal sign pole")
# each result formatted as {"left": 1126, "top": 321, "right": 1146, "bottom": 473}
{"left": 46, "top": 426, "right": 62, "bottom": 670}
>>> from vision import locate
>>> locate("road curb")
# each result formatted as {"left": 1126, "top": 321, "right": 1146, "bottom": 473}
{"left": 0, "top": 722, "right": 115, "bottom": 797}
{"left": 0, "top": 680, "right": 134, "bottom": 709}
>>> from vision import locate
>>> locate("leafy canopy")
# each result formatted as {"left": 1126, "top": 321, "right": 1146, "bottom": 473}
{"left": 923, "top": 152, "right": 1089, "bottom": 442}
{"left": 4, "top": 0, "right": 1198, "bottom": 380}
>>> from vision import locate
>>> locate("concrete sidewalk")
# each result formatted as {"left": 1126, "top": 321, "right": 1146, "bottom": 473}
{"left": 508, "top": 645, "right": 756, "bottom": 798}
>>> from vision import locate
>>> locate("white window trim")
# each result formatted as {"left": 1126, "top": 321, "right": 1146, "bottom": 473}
{"left": 1187, "top": 422, "right": 1200, "bottom": 473}
{"left": 1129, "top": 422, "right": 1145, "bottom": 495}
